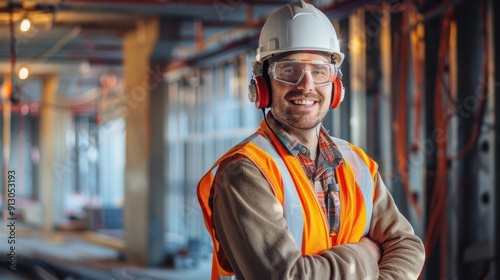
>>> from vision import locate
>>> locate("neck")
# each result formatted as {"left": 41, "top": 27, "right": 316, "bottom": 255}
{"left": 282, "top": 123, "right": 320, "bottom": 161}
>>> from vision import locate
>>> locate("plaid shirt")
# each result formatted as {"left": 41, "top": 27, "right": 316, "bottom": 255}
{"left": 266, "top": 113, "right": 344, "bottom": 235}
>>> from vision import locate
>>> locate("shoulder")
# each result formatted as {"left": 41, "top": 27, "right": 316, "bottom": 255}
{"left": 330, "top": 136, "right": 379, "bottom": 176}
{"left": 216, "top": 155, "right": 260, "bottom": 182}
{"left": 329, "top": 136, "right": 367, "bottom": 158}
{"left": 212, "top": 154, "right": 278, "bottom": 202}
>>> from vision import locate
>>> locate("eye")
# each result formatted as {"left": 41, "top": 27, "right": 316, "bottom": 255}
{"left": 311, "top": 70, "right": 326, "bottom": 75}
{"left": 279, "top": 65, "right": 301, "bottom": 75}
{"left": 310, "top": 65, "right": 329, "bottom": 77}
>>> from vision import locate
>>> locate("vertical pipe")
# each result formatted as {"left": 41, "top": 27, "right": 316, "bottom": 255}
{"left": 447, "top": 18, "right": 459, "bottom": 280}
{"left": 408, "top": 4, "right": 426, "bottom": 228}
{"left": 456, "top": 0, "right": 483, "bottom": 278}
{"left": 478, "top": 0, "right": 496, "bottom": 275}
{"left": 348, "top": 9, "right": 366, "bottom": 149}
{"left": 379, "top": 4, "right": 392, "bottom": 191}
{"left": 422, "top": 0, "right": 440, "bottom": 277}
{"left": 492, "top": 0, "right": 500, "bottom": 277}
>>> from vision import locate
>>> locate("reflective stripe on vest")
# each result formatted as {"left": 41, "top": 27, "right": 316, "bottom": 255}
{"left": 248, "top": 134, "right": 304, "bottom": 248}
{"left": 210, "top": 134, "right": 305, "bottom": 249}
{"left": 332, "top": 137, "right": 373, "bottom": 235}
{"left": 211, "top": 134, "right": 304, "bottom": 280}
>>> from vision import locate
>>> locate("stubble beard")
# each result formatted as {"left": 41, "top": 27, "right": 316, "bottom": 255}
{"left": 284, "top": 108, "right": 323, "bottom": 130}
{"left": 277, "top": 90, "right": 326, "bottom": 130}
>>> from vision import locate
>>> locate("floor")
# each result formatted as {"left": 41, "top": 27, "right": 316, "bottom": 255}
{"left": 0, "top": 223, "right": 212, "bottom": 280}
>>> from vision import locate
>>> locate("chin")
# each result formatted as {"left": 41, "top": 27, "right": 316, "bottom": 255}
{"left": 288, "top": 118, "right": 322, "bottom": 130}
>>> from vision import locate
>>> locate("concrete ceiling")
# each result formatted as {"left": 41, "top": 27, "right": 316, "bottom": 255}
{"left": 0, "top": 0, "right": 303, "bottom": 105}
{"left": 0, "top": 0, "right": 292, "bottom": 71}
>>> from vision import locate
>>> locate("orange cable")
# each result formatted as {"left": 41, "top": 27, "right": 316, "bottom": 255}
{"left": 422, "top": 9, "right": 453, "bottom": 276}
{"left": 410, "top": 2, "right": 424, "bottom": 150}
{"left": 395, "top": 3, "right": 423, "bottom": 221}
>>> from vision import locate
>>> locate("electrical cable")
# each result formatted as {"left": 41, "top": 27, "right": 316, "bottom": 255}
{"left": 421, "top": 7, "right": 457, "bottom": 280}
{"left": 393, "top": 1, "right": 423, "bottom": 221}
{"left": 423, "top": 2, "right": 491, "bottom": 275}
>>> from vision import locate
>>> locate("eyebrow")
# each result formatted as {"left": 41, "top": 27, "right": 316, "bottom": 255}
{"left": 277, "top": 59, "right": 329, "bottom": 63}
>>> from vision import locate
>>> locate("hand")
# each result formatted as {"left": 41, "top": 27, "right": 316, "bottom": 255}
{"left": 359, "top": 236, "right": 382, "bottom": 263}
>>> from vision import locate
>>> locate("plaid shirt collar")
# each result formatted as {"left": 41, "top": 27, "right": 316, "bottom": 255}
{"left": 265, "top": 112, "right": 344, "bottom": 168}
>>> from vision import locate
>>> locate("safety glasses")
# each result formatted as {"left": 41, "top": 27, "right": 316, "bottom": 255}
{"left": 268, "top": 59, "right": 338, "bottom": 87}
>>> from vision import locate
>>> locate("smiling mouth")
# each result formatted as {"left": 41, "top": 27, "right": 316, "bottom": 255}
{"left": 291, "top": 100, "right": 315, "bottom": 105}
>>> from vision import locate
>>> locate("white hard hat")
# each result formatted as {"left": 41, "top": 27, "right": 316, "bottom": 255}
{"left": 256, "top": 0, "right": 344, "bottom": 66}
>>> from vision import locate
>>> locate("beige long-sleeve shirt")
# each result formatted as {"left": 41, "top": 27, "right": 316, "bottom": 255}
{"left": 211, "top": 153, "right": 425, "bottom": 279}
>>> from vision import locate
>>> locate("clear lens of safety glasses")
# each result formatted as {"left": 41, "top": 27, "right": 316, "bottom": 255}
{"left": 268, "top": 60, "right": 338, "bottom": 87}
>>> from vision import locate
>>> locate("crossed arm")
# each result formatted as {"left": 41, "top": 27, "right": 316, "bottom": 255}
{"left": 211, "top": 157, "right": 425, "bottom": 280}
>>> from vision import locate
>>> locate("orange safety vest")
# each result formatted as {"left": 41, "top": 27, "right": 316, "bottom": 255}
{"left": 197, "top": 121, "right": 378, "bottom": 280}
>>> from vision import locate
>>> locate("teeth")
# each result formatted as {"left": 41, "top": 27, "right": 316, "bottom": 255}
{"left": 292, "top": 100, "right": 314, "bottom": 105}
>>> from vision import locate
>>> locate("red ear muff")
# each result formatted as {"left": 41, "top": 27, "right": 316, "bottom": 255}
{"left": 248, "top": 61, "right": 271, "bottom": 109}
{"left": 253, "top": 75, "right": 271, "bottom": 109}
{"left": 330, "top": 78, "right": 344, "bottom": 109}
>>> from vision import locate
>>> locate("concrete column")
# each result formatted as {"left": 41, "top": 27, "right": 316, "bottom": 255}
{"left": 39, "top": 75, "right": 58, "bottom": 232}
{"left": 123, "top": 17, "right": 177, "bottom": 266}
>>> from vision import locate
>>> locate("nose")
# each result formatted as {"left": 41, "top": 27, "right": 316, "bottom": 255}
{"left": 296, "top": 70, "right": 315, "bottom": 92}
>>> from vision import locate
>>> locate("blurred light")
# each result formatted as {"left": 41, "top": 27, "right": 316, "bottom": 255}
{"left": 20, "top": 18, "right": 31, "bottom": 32}
{"left": 31, "top": 147, "right": 40, "bottom": 164}
{"left": 80, "top": 61, "right": 91, "bottom": 74}
{"left": 100, "top": 74, "right": 117, "bottom": 90}
{"left": 348, "top": 35, "right": 364, "bottom": 54}
{"left": 87, "top": 145, "right": 98, "bottom": 163}
{"left": 2, "top": 81, "right": 12, "bottom": 99}
{"left": 21, "top": 104, "right": 30, "bottom": 116}
{"left": 350, "top": 116, "right": 359, "bottom": 127}
{"left": 22, "top": 1, "right": 38, "bottom": 9}
{"left": 19, "top": 67, "right": 29, "bottom": 80}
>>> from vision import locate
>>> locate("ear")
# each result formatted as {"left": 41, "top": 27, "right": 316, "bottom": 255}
{"left": 330, "top": 78, "right": 344, "bottom": 109}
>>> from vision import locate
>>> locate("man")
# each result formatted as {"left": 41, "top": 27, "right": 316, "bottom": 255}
{"left": 198, "top": 1, "right": 425, "bottom": 279}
